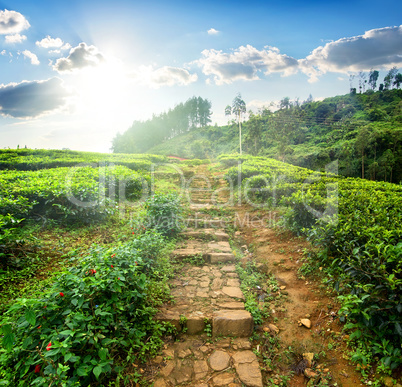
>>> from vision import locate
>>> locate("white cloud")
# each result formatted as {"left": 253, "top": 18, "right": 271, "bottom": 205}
{"left": 196, "top": 25, "right": 402, "bottom": 84}
{"left": 1, "top": 49, "right": 6, "bottom": 55}
{"left": 248, "top": 99, "right": 275, "bottom": 112}
{"left": 299, "top": 25, "right": 402, "bottom": 81}
{"left": 52, "top": 42, "right": 105, "bottom": 73}
{"left": 132, "top": 65, "right": 198, "bottom": 88}
{"left": 36, "top": 36, "right": 72, "bottom": 53}
{"left": 22, "top": 50, "right": 40, "bottom": 65}
{"left": 0, "top": 9, "right": 30, "bottom": 35}
{"left": 36, "top": 35, "right": 64, "bottom": 48}
{"left": 208, "top": 28, "right": 220, "bottom": 35}
{"left": 5, "top": 33, "right": 26, "bottom": 43}
{"left": 196, "top": 45, "right": 298, "bottom": 85}
{"left": 0, "top": 78, "right": 69, "bottom": 118}
{"left": 49, "top": 44, "right": 72, "bottom": 55}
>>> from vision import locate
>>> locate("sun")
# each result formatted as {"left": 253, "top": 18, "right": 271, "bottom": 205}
{"left": 72, "top": 58, "right": 134, "bottom": 128}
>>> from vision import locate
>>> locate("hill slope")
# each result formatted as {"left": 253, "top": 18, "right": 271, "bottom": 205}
{"left": 115, "top": 89, "right": 402, "bottom": 183}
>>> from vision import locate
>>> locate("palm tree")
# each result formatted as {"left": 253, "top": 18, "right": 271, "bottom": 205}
{"left": 225, "top": 93, "right": 246, "bottom": 154}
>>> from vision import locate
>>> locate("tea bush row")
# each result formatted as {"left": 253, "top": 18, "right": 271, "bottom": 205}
{"left": 0, "top": 192, "right": 182, "bottom": 386}
{"left": 0, "top": 149, "right": 167, "bottom": 172}
{"left": 220, "top": 154, "right": 402, "bottom": 370}
{"left": 0, "top": 166, "right": 150, "bottom": 223}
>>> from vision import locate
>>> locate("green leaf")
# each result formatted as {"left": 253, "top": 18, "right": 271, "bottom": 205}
{"left": 59, "top": 330, "right": 74, "bottom": 336}
{"left": 101, "top": 338, "right": 114, "bottom": 346}
{"left": 25, "top": 309, "right": 36, "bottom": 326}
{"left": 64, "top": 353, "right": 73, "bottom": 362}
{"left": 1, "top": 324, "right": 12, "bottom": 335}
{"left": 98, "top": 347, "right": 107, "bottom": 361}
{"left": 67, "top": 355, "right": 80, "bottom": 363}
{"left": 2, "top": 332, "right": 15, "bottom": 351}
{"left": 93, "top": 365, "right": 102, "bottom": 379}
{"left": 77, "top": 366, "right": 89, "bottom": 376}
{"left": 22, "top": 336, "right": 33, "bottom": 349}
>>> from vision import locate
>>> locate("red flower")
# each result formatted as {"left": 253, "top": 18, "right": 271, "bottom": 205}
{"left": 118, "top": 277, "right": 120, "bottom": 280}
{"left": 37, "top": 325, "right": 41, "bottom": 329}
{"left": 111, "top": 265, "right": 114, "bottom": 268}
{"left": 111, "top": 254, "right": 115, "bottom": 258}
{"left": 132, "top": 232, "right": 135, "bottom": 234}
{"left": 135, "top": 261, "right": 137, "bottom": 265}
{"left": 34, "top": 365, "right": 41, "bottom": 374}
{"left": 59, "top": 292, "right": 64, "bottom": 297}
{"left": 46, "top": 342, "right": 52, "bottom": 351}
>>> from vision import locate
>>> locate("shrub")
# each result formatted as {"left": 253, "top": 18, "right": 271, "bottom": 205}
{"left": 0, "top": 166, "right": 150, "bottom": 224}
{"left": 0, "top": 231, "right": 173, "bottom": 386}
{"left": 144, "top": 192, "right": 185, "bottom": 237}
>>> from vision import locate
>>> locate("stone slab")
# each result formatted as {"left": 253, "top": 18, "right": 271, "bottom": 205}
{"left": 220, "top": 265, "right": 236, "bottom": 272}
{"left": 232, "top": 351, "right": 263, "bottom": 387}
{"left": 216, "top": 302, "right": 245, "bottom": 310}
{"left": 222, "top": 286, "right": 245, "bottom": 300}
{"left": 154, "top": 310, "right": 181, "bottom": 331}
{"left": 209, "top": 350, "right": 230, "bottom": 371}
{"left": 172, "top": 249, "right": 208, "bottom": 259}
{"left": 210, "top": 252, "right": 235, "bottom": 263}
{"left": 208, "top": 241, "right": 232, "bottom": 252}
{"left": 212, "top": 310, "right": 253, "bottom": 337}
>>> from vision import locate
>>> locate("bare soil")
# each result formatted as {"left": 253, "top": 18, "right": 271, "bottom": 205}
{"left": 143, "top": 164, "right": 365, "bottom": 386}
{"left": 234, "top": 205, "right": 364, "bottom": 386}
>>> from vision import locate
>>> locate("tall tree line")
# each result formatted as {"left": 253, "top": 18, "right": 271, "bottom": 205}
{"left": 112, "top": 96, "right": 212, "bottom": 153}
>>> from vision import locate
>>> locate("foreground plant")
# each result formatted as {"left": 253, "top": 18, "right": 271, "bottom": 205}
{"left": 0, "top": 229, "right": 174, "bottom": 386}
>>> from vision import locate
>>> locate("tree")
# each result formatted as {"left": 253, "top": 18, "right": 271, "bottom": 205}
{"left": 384, "top": 67, "right": 398, "bottom": 90}
{"left": 279, "top": 97, "right": 291, "bottom": 110}
{"left": 368, "top": 70, "right": 379, "bottom": 90}
{"left": 303, "top": 94, "right": 313, "bottom": 104}
{"left": 244, "top": 112, "right": 264, "bottom": 155}
{"left": 358, "top": 71, "right": 367, "bottom": 93}
{"left": 349, "top": 74, "right": 355, "bottom": 93}
{"left": 393, "top": 73, "right": 402, "bottom": 89}
{"left": 355, "top": 126, "right": 370, "bottom": 178}
{"left": 225, "top": 93, "right": 246, "bottom": 154}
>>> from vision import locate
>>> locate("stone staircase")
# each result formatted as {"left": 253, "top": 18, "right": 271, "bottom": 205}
{"left": 153, "top": 167, "right": 263, "bottom": 387}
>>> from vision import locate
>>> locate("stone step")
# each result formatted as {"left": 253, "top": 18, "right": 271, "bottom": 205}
{"left": 155, "top": 309, "right": 253, "bottom": 338}
{"left": 188, "top": 197, "right": 213, "bottom": 203}
{"left": 154, "top": 263, "right": 251, "bottom": 338}
{"left": 207, "top": 240, "right": 232, "bottom": 252}
{"left": 210, "top": 252, "right": 236, "bottom": 263}
{"left": 155, "top": 310, "right": 254, "bottom": 337}
{"left": 186, "top": 218, "right": 228, "bottom": 229}
{"left": 171, "top": 240, "right": 234, "bottom": 262}
{"left": 171, "top": 250, "right": 235, "bottom": 264}
{"left": 182, "top": 228, "right": 229, "bottom": 241}
{"left": 171, "top": 249, "right": 209, "bottom": 260}
{"left": 212, "top": 310, "right": 254, "bottom": 337}
{"left": 189, "top": 204, "right": 217, "bottom": 211}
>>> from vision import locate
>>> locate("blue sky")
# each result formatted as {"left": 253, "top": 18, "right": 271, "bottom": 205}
{"left": 0, "top": 0, "right": 401, "bottom": 152}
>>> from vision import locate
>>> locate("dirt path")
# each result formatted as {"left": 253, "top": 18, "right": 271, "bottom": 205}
{"left": 145, "top": 163, "right": 363, "bottom": 386}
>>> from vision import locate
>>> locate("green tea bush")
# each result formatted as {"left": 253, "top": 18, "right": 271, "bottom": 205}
{"left": 0, "top": 230, "right": 174, "bottom": 386}
{"left": 220, "top": 154, "right": 402, "bottom": 370}
{"left": 0, "top": 197, "right": 36, "bottom": 269}
{"left": 144, "top": 192, "right": 185, "bottom": 237}
{"left": 0, "top": 149, "right": 167, "bottom": 171}
{"left": 0, "top": 166, "right": 150, "bottom": 224}
{"left": 176, "top": 159, "right": 211, "bottom": 166}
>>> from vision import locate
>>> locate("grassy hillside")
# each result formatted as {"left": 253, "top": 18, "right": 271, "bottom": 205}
{"left": 133, "top": 89, "right": 402, "bottom": 183}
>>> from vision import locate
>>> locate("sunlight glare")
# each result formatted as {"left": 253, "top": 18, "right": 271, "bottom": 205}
{"left": 73, "top": 58, "right": 133, "bottom": 126}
